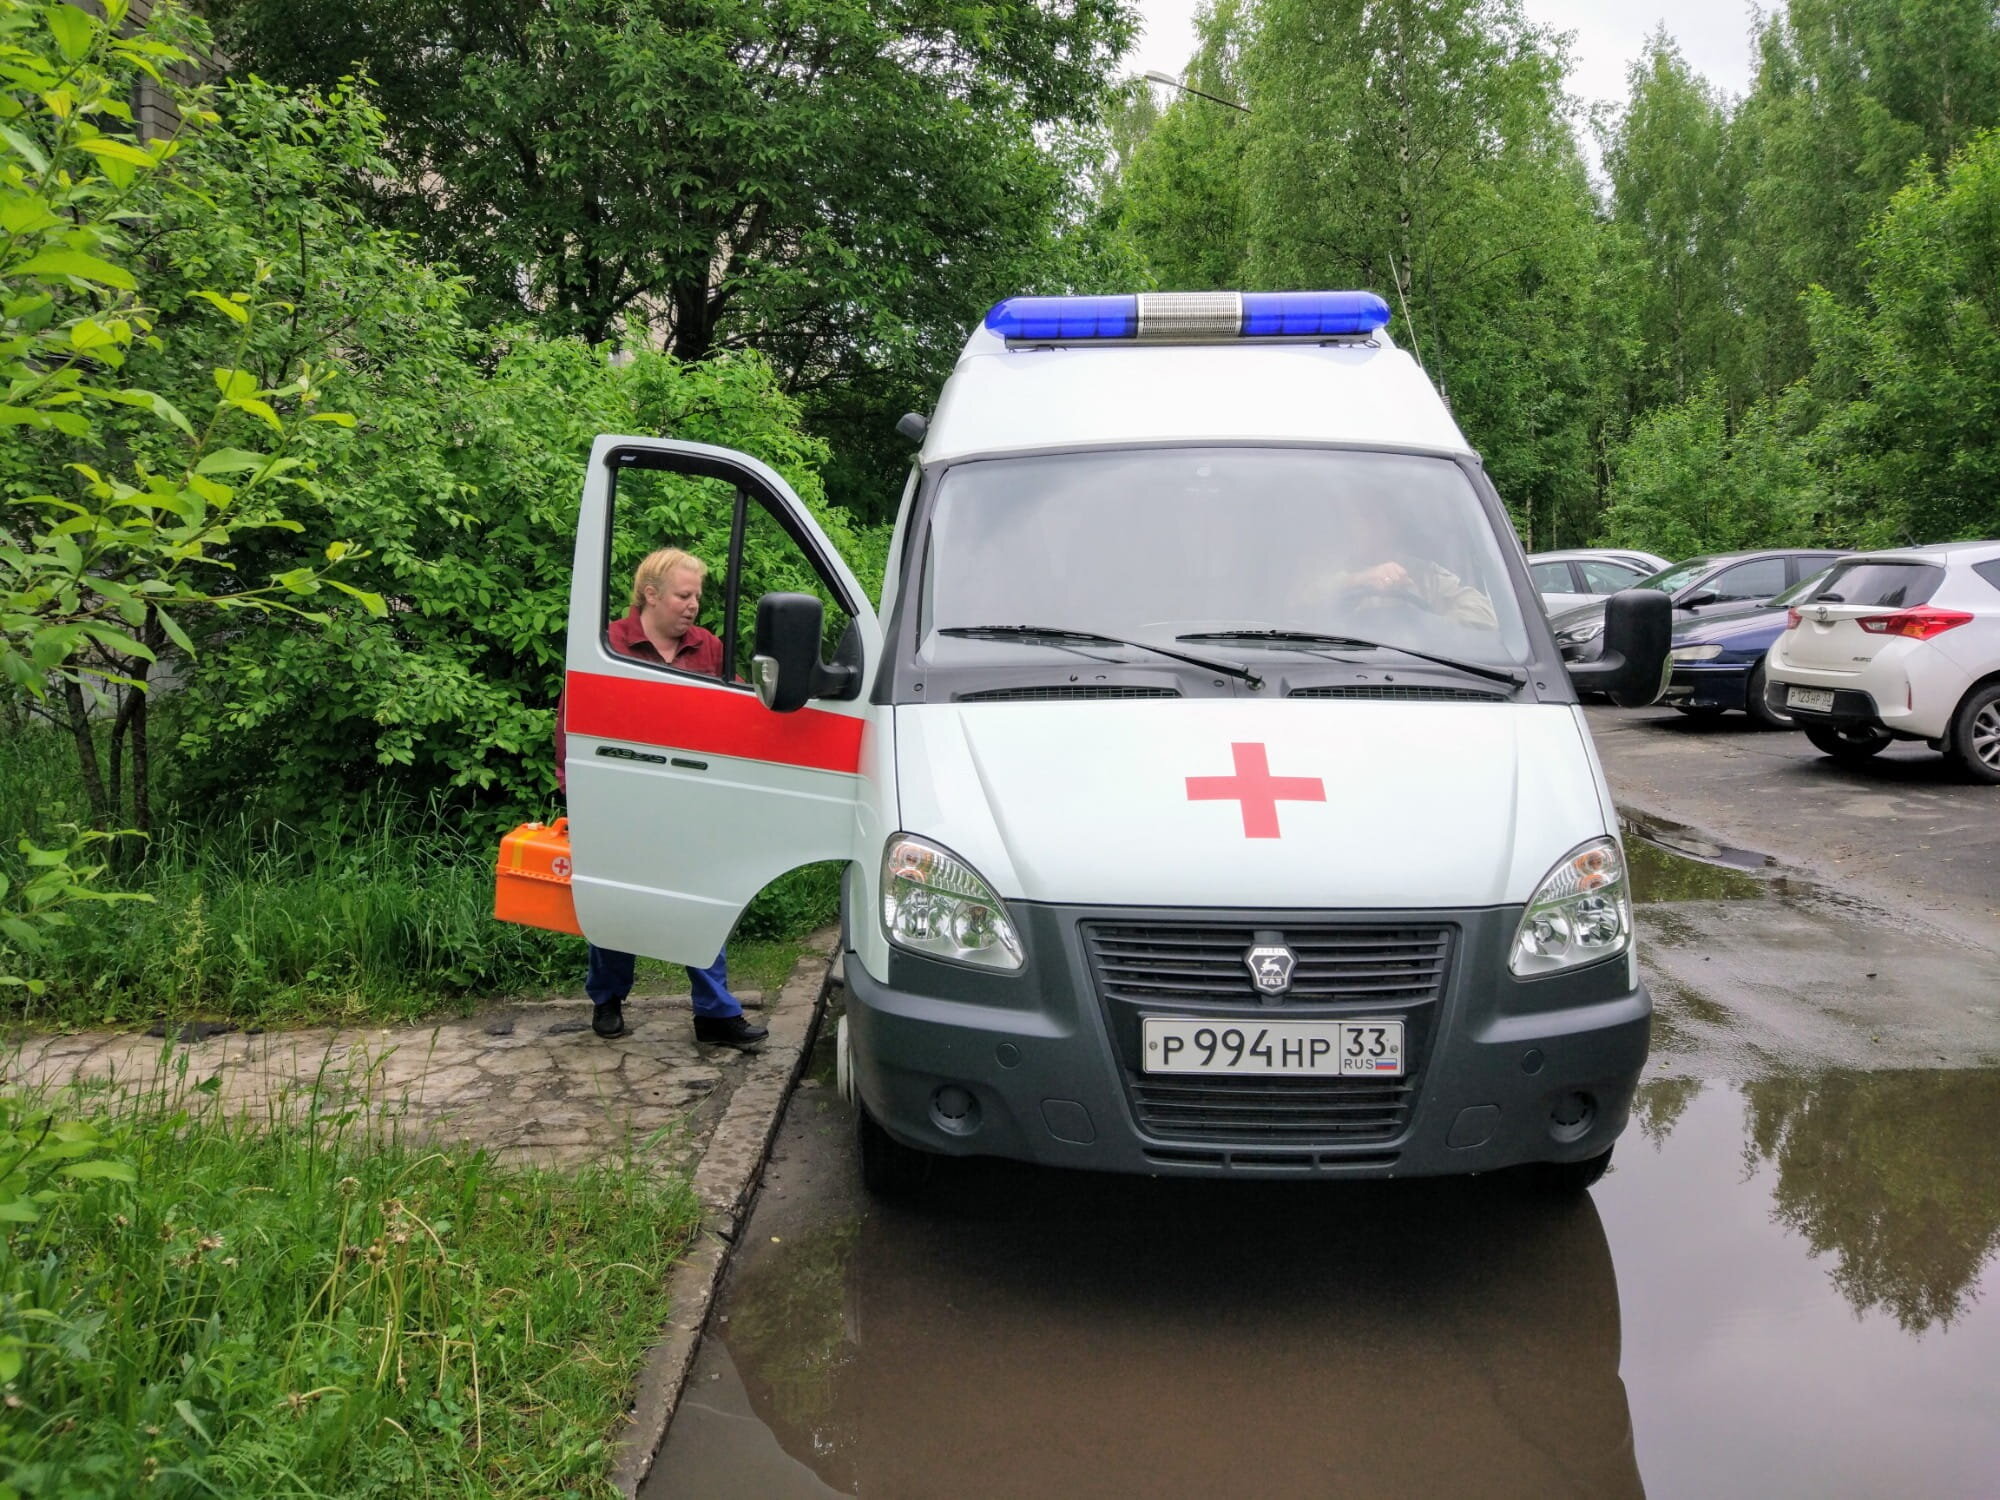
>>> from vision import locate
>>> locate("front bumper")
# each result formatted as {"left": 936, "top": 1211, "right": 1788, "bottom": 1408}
{"left": 845, "top": 901, "right": 1649, "bottom": 1179}
{"left": 1663, "top": 662, "right": 1752, "bottom": 711}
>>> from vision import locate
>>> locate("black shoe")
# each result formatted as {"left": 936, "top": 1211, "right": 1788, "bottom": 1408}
{"left": 591, "top": 998, "right": 627, "bottom": 1038}
{"left": 694, "top": 1013, "right": 768, "bottom": 1049}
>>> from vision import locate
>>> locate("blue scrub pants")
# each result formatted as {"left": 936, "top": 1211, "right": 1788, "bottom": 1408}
{"left": 585, "top": 945, "right": 742, "bottom": 1018}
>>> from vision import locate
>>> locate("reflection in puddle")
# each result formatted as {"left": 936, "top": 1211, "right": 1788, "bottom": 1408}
{"left": 678, "top": 1174, "right": 1640, "bottom": 1499}
{"left": 655, "top": 1069, "right": 2000, "bottom": 1500}
{"left": 1605, "top": 1074, "right": 2000, "bottom": 1498}
{"left": 1739, "top": 1070, "right": 2000, "bottom": 1331}
{"left": 1623, "top": 824, "right": 1768, "bottom": 904}
{"left": 1629, "top": 1076, "right": 1705, "bottom": 1145}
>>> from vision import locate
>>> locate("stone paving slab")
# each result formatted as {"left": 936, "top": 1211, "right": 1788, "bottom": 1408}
{"left": 2, "top": 930, "right": 837, "bottom": 1182}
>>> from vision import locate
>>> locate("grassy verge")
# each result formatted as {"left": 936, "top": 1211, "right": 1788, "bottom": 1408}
{"left": 0, "top": 1074, "right": 701, "bottom": 1499}
{"left": 1, "top": 725, "right": 837, "bottom": 1030}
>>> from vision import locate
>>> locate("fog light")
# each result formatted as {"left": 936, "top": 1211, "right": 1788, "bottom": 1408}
{"left": 1549, "top": 1091, "right": 1596, "bottom": 1143}
{"left": 930, "top": 1085, "right": 981, "bottom": 1136}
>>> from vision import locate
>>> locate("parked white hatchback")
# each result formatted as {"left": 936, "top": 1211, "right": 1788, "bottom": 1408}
{"left": 1765, "top": 541, "right": 2000, "bottom": 783}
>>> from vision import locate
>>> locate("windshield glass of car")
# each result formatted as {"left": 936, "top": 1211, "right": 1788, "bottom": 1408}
{"left": 1810, "top": 560, "right": 1946, "bottom": 608}
{"left": 920, "top": 448, "right": 1534, "bottom": 667}
{"left": 1638, "top": 559, "right": 1712, "bottom": 594}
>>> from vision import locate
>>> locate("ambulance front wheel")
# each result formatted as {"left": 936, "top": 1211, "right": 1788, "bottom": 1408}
{"left": 857, "top": 1103, "right": 935, "bottom": 1198}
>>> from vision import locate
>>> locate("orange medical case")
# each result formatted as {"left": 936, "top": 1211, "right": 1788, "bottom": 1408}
{"left": 494, "top": 818, "right": 581, "bottom": 935}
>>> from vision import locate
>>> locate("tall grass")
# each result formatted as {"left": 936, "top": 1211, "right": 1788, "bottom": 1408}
{"left": 0, "top": 723, "right": 836, "bottom": 1028}
{"left": 0, "top": 1061, "right": 700, "bottom": 1498}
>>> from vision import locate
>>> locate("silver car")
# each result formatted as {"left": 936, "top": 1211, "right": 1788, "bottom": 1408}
{"left": 1527, "top": 550, "right": 1670, "bottom": 615}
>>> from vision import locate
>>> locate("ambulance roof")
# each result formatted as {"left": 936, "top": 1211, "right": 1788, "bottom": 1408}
{"left": 921, "top": 292, "right": 1473, "bottom": 465}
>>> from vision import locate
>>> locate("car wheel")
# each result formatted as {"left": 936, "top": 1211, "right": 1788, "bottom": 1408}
{"left": 1803, "top": 722, "right": 1892, "bottom": 764}
{"left": 1523, "top": 1146, "right": 1613, "bottom": 1195}
{"left": 1949, "top": 682, "right": 2000, "bottom": 785}
{"left": 1744, "top": 663, "right": 1794, "bottom": 729}
{"left": 1672, "top": 704, "right": 1726, "bottom": 721}
{"left": 858, "top": 1103, "right": 935, "bottom": 1197}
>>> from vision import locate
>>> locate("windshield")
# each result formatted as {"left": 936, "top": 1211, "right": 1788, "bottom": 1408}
{"left": 1638, "top": 558, "right": 1713, "bottom": 594}
{"left": 919, "top": 449, "right": 1533, "bottom": 668}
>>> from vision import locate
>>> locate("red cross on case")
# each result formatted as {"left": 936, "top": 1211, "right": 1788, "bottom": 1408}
{"left": 1185, "top": 742, "right": 1326, "bottom": 838}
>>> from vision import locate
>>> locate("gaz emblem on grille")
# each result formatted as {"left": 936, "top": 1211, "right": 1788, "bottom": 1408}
{"left": 1245, "top": 942, "right": 1297, "bottom": 998}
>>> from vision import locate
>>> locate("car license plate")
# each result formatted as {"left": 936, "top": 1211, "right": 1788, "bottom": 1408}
{"left": 1787, "top": 686, "right": 1835, "bottom": 711}
{"left": 1142, "top": 1018, "right": 1404, "bottom": 1077}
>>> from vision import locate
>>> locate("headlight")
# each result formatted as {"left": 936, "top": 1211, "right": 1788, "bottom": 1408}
{"left": 1558, "top": 619, "right": 1606, "bottom": 645}
{"left": 1671, "top": 644, "right": 1724, "bottom": 662}
{"left": 1511, "top": 837, "right": 1632, "bottom": 977}
{"left": 881, "top": 835, "right": 1024, "bottom": 971}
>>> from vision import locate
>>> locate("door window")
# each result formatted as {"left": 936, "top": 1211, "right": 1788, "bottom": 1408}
{"left": 604, "top": 464, "right": 737, "bottom": 677}
{"left": 1578, "top": 559, "right": 1645, "bottom": 593}
{"left": 1530, "top": 561, "right": 1576, "bottom": 594}
{"left": 1702, "top": 558, "right": 1788, "bottom": 603}
{"left": 606, "top": 450, "right": 856, "bottom": 688}
{"left": 733, "top": 491, "right": 857, "bottom": 686}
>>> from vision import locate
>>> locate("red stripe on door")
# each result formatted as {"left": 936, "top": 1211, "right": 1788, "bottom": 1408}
{"left": 565, "top": 671, "right": 864, "bottom": 774}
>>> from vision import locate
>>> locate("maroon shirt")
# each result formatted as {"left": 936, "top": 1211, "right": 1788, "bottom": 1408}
{"left": 555, "top": 609, "right": 725, "bottom": 788}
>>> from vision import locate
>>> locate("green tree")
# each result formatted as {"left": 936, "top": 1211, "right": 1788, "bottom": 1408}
{"left": 1232, "top": 0, "right": 1609, "bottom": 546}
{"left": 1732, "top": 0, "right": 2000, "bottom": 392}
{"left": 1602, "top": 32, "right": 1742, "bottom": 415}
{"left": 0, "top": 0, "right": 370, "bottom": 974}
{"left": 208, "top": 0, "right": 1137, "bottom": 525}
{"left": 1116, "top": 0, "right": 1251, "bottom": 290}
{"left": 1803, "top": 129, "right": 2000, "bottom": 546}
{"left": 1596, "top": 380, "right": 1818, "bottom": 558}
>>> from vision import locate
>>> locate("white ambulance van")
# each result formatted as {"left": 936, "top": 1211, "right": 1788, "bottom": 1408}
{"left": 560, "top": 290, "right": 1670, "bottom": 1194}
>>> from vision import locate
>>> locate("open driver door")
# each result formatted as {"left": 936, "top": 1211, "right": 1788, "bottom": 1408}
{"left": 557, "top": 435, "right": 881, "bottom": 965}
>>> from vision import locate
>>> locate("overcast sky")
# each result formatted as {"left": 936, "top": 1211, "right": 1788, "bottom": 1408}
{"left": 1129, "top": 0, "right": 1763, "bottom": 112}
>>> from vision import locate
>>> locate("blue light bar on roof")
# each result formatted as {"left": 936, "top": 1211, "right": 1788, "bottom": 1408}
{"left": 983, "top": 290, "right": 1390, "bottom": 343}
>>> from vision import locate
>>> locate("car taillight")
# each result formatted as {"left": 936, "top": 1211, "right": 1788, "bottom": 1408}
{"left": 1855, "top": 606, "right": 1974, "bottom": 640}
{"left": 1785, "top": 608, "right": 1802, "bottom": 630}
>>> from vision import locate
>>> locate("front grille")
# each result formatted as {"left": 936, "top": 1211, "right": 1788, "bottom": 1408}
{"left": 1131, "top": 1075, "right": 1416, "bottom": 1144}
{"left": 1085, "top": 922, "right": 1451, "bottom": 1004}
{"left": 956, "top": 685, "right": 1182, "bottom": 702}
{"left": 1081, "top": 921, "right": 1454, "bottom": 1148}
{"left": 1289, "top": 685, "right": 1506, "bottom": 702}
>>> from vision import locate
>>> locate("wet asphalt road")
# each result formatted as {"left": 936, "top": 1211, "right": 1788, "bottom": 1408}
{"left": 1586, "top": 704, "right": 2000, "bottom": 957}
{"left": 648, "top": 724, "right": 2000, "bottom": 1500}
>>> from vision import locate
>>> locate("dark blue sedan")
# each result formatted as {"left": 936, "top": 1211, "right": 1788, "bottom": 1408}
{"left": 1660, "top": 567, "right": 1839, "bottom": 727}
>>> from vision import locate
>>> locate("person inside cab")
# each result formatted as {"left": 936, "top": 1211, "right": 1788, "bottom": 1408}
{"left": 1318, "top": 502, "right": 1498, "bottom": 630}
{"left": 555, "top": 547, "right": 769, "bottom": 1048}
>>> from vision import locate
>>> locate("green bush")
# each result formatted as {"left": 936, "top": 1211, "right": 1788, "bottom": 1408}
{"left": 0, "top": 1081, "right": 699, "bottom": 1498}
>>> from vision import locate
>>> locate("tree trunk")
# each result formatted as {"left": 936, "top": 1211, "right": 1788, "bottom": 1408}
{"left": 131, "top": 680, "right": 151, "bottom": 842}
{"left": 62, "top": 677, "right": 110, "bottom": 827}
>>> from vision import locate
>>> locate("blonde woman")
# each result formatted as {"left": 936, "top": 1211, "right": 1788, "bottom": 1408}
{"left": 555, "top": 548, "right": 768, "bottom": 1047}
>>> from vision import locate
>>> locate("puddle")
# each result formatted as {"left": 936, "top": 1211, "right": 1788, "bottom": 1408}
{"left": 650, "top": 1065, "right": 2000, "bottom": 1499}
{"left": 1603, "top": 1074, "right": 2000, "bottom": 1497}
{"left": 1623, "top": 815, "right": 1769, "bottom": 904}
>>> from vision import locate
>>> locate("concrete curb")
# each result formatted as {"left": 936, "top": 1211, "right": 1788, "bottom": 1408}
{"left": 608, "top": 930, "right": 838, "bottom": 1498}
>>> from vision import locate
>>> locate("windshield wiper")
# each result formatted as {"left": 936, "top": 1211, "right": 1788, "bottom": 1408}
{"left": 939, "top": 625, "right": 1262, "bottom": 687}
{"left": 1177, "top": 629, "right": 1524, "bottom": 688}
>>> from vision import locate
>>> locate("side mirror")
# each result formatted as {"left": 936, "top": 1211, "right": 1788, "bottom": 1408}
{"left": 1566, "top": 589, "right": 1671, "bottom": 708}
{"left": 751, "top": 592, "right": 859, "bottom": 713}
{"left": 1678, "top": 590, "right": 1718, "bottom": 610}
